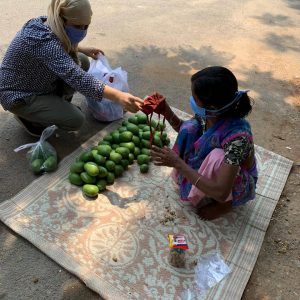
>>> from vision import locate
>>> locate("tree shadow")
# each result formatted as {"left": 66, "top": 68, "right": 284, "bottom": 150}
{"left": 284, "top": 0, "right": 300, "bottom": 11}
{"left": 264, "top": 33, "right": 300, "bottom": 52}
{"left": 238, "top": 66, "right": 300, "bottom": 113}
{"left": 111, "top": 45, "right": 234, "bottom": 113}
{"left": 253, "top": 13, "right": 295, "bottom": 27}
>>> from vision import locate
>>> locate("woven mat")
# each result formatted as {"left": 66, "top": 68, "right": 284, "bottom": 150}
{"left": 0, "top": 109, "right": 293, "bottom": 300}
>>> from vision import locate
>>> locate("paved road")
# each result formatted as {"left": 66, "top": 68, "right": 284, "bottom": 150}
{"left": 0, "top": 0, "right": 299, "bottom": 299}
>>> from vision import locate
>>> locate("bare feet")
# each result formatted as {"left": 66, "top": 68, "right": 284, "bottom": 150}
{"left": 197, "top": 200, "right": 232, "bottom": 220}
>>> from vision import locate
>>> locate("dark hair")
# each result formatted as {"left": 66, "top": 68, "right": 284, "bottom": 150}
{"left": 191, "top": 66, "right": 252, "bottom": 118}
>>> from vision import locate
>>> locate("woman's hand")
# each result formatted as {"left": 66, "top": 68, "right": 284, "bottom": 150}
{"left": 151, "top": 146, "right": 182, "bottom": 168}
{"left": 79, "top": 46, "right": 104, "bottom": 59}
{"left": 117, "top": 92, "right": 144, "bottom": 113}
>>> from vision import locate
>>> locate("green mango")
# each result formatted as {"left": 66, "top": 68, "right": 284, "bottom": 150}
{"left": 69, "top": 173, "right": 83, "bottom": 186}
{"left": 140, "top": 164, "right": 149, "bottom": 173}
{"left": 31, "top": 158, "right": 43, "bottom": 174}
{"left": 83, "top": 184, "right": 99, "bottom": 197}
{"left": 84, "top": 162, "right": 99, "bottom": 177}
{"left": 80, "top": 172, "right": 96, "bottom": 184}
{"left": 137, "top": 154, "right": 150, "bottom": 165}
{"left": 119, "top": 131, "right": 133, "bottom": 143}
{"left": 115, "top": 147, "right": 130, "bottom": 159}
{"left": 43, "top": 156, "right": 57, "bottom": 172}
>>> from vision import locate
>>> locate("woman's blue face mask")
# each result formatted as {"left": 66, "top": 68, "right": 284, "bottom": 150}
{"left": 65, "top": 25, "right": 87, "bottom": 44}
{"left": 189, "top": 96, "right": 206, "bottom": 117}
{"left": 189, "top": 91, "right": 249, "bottom": 118}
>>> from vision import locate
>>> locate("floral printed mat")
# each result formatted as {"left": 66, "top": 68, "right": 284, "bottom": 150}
{"left": 0, "top": 109, "right": 293, "bottom": 300}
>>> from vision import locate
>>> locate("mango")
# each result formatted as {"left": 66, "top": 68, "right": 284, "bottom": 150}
{"left": 83, "top": 184, "right": 99, "bottom": 197}
{"left": 98, "top": 166, "right": 108, "bottom": 178}
{"left": 140, "top": 164, "right": 149, "bottom": 173}
{"left": 98, "top": 140, "right": 111, "bottom": 146}
{"left": 120, "top": 159, "right": 129, "bottom": 169}
{"left": 80, "top": 172, "right": 96, "bottom": 184}
{"left": 106, "top": 172, "right": 115, "bottom": 185}
{"left": 141, "top": 139, "right": 151, "bottom": 149}
{"left": 133, "top": 147, "right": 141, "bottom": 158}
{"left": 110, "top": 152, "right": 122, "bottom": 164}
{"left": 112, "top": 132, "right": 120, "bottom": 144}
{"left": 118, "top": 126, "right": 127, "bottom": 133}
{"left": 93, "top": 153, "right": 106, "bottom": 165}
{"left": 128, "top": 153, "right": 135, "bottom": 164}
{"left": 153, "top": 135, "right": 163, "bottom": 148}
{"left": 31, "top": 158, "right": 43, "bottom": 174}
{"left": 128, "top": 116, "right": 139, "bottom": 125}
{"left": 43, "top": 156, "right": 57, "bottom": 172}
{"left": 132, "top": 136, "right": 140, "bottom": 146}
{"left": 105, "top": 160, "right": 116, "bottom": 172}
{"left": 96, "top": 179, "right": 107, "bottom": 191}
{"left": 103, "top": 134, "right": 113, "bottom": 144}
{"left": 69, "top": 173, "right": 83, "bottom": 186}
{"left": 115, "top": 147, "right": 130, "bottom": 158}
{"left": 142, "top": 131, "right": 151, "bottom": 140}
{"left": 141, "top": 148, "right": 151, "bottom": 156}
{"left": 126, "top": 123, "right": 139, "bottom": 136}
{"left": 137, "top": 154, "right": 150, "bottom": 165}
{"left": 114, "top": 165, "right": 124, "bottom": 177}
{"left": 122, "top": 120, "right": 129, "bottom": 127}
{"left": 136, "top": 113, "right": 147, "bottom": 124}
{"left": 164, "top": 137, "right": 171, "bottom": 146}
{"left": 119, "top": 142, "right": 135, "bottom": 153}
{"left": 70, "top": 161, "right": 85, "bottom": 173}
{"left": 97, "top": 145, "right": 112, "bottom": 158}
{"left": 84, "top": 162, "right": 99, "bottom": 177}
{"left": 79, "top": 151, "right": 94, "bottom": 162}
{"left": 119, "top": 131, "right": 133, "bottom": 143}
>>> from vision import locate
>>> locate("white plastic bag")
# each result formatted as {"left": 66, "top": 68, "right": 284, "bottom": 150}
{"left": 14, "top": 125, "right": 58, "bottom": 174}
{"left": 87, "top": 55, "right": 129, "bottom": 122}
{"left": 181, "top": 252, "right": 231, "bottom": 299}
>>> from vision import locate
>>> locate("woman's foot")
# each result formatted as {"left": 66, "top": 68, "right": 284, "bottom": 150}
{"left": 197, "top": 200, "right": 232, "bottom": 220}
{"left": 14, "top": 115, "right": 45, "bottom": 137}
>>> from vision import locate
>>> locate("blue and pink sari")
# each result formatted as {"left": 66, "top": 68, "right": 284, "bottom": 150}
{"left": 172, "top": 117, "right": 258, "bottom": 207}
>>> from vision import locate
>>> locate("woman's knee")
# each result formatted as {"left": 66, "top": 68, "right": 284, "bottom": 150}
{"left": 78, "top": 53, "right": 90, "bottom": 72}
{"left": 60, "top": 109, "right": 85, "bottom": 131}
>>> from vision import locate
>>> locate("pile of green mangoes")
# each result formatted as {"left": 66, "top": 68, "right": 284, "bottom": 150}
{"left": 68, "top": 113, "right": 170, "bottom": 198}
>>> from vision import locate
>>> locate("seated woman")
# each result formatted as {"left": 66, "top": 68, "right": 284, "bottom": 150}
{"left": 0, "top": 0, "right": 142, "bottom": 137}
{"left": 151, "top": 66, "right": 258, "bottom": 220}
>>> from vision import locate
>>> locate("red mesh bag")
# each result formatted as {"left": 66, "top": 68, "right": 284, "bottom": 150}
{"left": 141, "top": 93, "right": 166, "bottom": 146}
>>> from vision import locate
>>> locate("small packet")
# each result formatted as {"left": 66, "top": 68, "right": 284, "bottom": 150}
{"left": 168, "top": 234, "right": 189, "bottom": 268}
{"left": 14, "top": 125, "right": 58, "bottom": 175}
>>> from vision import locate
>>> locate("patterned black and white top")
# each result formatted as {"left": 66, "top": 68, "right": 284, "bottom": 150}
{"left": 0, "top": 16, "right": 105, "bottom": 111}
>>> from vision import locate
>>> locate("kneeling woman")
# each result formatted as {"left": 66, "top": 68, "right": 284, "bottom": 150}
{"left": 0, "top": 0, "right": 142, "bottom": 136}
{"left": 151, "top": 67, "right": 258, "bottom": 220}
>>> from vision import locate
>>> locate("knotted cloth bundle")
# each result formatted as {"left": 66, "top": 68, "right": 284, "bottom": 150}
{"left": 141, "top": 93, "right": 167, "bottom": 146}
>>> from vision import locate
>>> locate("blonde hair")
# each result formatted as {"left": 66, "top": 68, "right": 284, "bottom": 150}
{"left": 47, "top": 0, "right": 92, "bottom": 60}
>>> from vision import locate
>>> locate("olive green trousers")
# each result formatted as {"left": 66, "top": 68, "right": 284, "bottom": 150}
{"left": 10, "top": 53, "right": 90, "bottom": 131}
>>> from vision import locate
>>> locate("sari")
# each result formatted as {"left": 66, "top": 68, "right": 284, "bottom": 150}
{"left": 172, "top": 116, "right": 258, "bottom": 207}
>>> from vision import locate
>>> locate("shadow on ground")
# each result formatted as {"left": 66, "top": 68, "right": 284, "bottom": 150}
{"left": 253, "top": 13, "right": 295, "bottom": 27}
{"left": 284, "top": 0, "right": 300, "bottom": 11}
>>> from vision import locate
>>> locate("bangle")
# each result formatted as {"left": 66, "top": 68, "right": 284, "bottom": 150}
{"left": 194, "top": 176, "right": 201, "bottom": 187}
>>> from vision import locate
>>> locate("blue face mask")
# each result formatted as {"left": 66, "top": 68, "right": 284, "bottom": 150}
{"left": 189, "top": 90, "right": 249, "bottom": 118}
{"left": 189, "top": 96, "right": 206, "bottom": 117}
{"left": 65, "top": 25, "right": 87, "bottom": 44}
